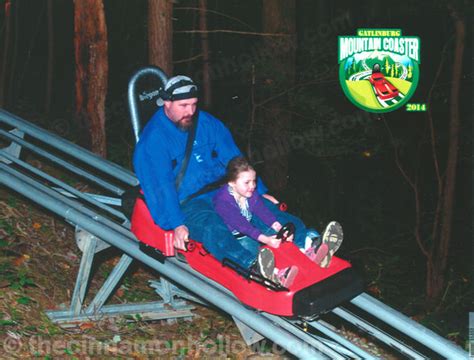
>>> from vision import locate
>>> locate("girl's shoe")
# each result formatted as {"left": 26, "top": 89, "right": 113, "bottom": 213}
{"left": 257, "top": 248, "right": 275, "bottom": 280}
{"left": 319, "top": 221, "right": 343, "bottom": 268}
{"left": 305, "top": 243, "right": 329, "bottom": 265}
{"left": 274, "top": 266, "right": 299, "bottom": 288}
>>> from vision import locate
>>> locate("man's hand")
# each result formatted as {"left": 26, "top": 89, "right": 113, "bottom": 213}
{"left": 174, "top": 225, "right": 189, "bottom": 251}
{"left": 262, "top": 193, "right": 279, "bottom": 204}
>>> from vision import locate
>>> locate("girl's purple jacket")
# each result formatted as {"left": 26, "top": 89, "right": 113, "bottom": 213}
{"left": 212, "top": 185, "right": 277, "bottom": 240}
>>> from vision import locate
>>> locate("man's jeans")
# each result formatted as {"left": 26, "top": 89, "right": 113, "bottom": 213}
{"left": 182, "top": 195, "right": 319, "bottom": 270}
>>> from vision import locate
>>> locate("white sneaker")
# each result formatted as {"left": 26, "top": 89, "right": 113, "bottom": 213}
{"left": 257, "top": 248, "right": 275, "bottom": 280}
{"left": 319, "top": 221, "right": 344, "bottom": 268}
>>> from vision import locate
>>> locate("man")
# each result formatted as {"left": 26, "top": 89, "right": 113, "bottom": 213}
{"left": 134, "top": 76, "right": 269, "bottom": 268}
{"left": 133, "top": 75, "right": 342, "bottom": 280}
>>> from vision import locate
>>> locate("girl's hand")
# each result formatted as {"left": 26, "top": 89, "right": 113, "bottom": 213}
{"left": 286, "top": 234, "right": 294, "bottom": 242}
{"left": 258, "top": 234, "right": 281, "bottom": 248}
{"left": 271, "top": 221, "right": 282, "bottom": 232}
{"left": 274, "top": 222, "right": 294, "bottom": 242}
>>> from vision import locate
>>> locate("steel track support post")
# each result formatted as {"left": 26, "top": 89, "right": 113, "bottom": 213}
{"left": 0, "top": 128, "right": 23, "bottom": 164}
{"left": 86, "top": 253, "right": 134, "bottom": 313}
{"left": 49, "top": 228, "right": 195, "bottom": 325}
{"left": 232, "top": 316, "right": 265, "bottom": 345}
{"left": 70, "top": 233, "right": 97, "bottom": 316}
{"left": 149, "top": 278, "right": 207, "bottom": 306}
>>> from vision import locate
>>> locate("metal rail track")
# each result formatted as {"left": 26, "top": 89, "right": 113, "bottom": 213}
{"left": 0, "top": 108, "right": 468, "bottom": 359}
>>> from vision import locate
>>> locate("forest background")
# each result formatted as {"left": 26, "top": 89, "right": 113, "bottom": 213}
{"left": 0, "top": 0, "right": 472, "bottom": 350}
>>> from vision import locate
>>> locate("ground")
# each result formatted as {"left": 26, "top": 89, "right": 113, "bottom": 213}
{"left": 0, "top": 189, "right": 404, "bottom": 359}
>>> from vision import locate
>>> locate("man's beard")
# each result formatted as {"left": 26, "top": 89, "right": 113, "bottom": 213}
{"left": 177, "top": 117, "right": 193, "bottom": 131}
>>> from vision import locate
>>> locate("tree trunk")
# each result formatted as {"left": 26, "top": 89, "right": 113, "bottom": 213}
{"left": 74, "top": 0, "right": 108, "bottom": 157}
{"left": 260, "top": 0, "right": 296, "bottom": 191}
{"left": 199, "top": 0, "right": 211, "bottom": 108}
{"left": 148, "top": 0, "right": 173, "bottom": 76}
{"left": 45, "top": 0, "right": 54, "bottom": 114}
{"left": 0, "top": 0, "right": 12, "bottom": 107}
{"left": 426, "top": 6, "right": 465, "bottom": 301}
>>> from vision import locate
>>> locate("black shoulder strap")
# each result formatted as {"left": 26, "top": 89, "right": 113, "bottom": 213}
{"left": 175, "top": 110, "right": 199, "bottom": 190}
{"left": 180, "top": 176, "right": 226, "bottom": 205}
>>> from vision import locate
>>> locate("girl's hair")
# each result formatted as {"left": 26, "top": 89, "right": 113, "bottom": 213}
{"left": 226, "top": 156, "right": 255, "bottom": 182}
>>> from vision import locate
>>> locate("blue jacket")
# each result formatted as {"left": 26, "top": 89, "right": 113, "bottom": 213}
{"left": 133, "top": 108, "right": 266, "bottom": 230}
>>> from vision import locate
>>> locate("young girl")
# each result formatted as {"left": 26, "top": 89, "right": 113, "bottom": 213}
{"left": 213, "top": 156, "right": 343, "bottom": 287}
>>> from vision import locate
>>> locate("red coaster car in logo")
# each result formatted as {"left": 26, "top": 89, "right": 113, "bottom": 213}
{"left": 369, "top": 64, "right": 399, "bottom": 100}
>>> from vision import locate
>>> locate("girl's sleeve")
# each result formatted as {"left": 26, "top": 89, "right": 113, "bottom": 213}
{"left": 251, "top": 193, "right": 277, "bottom": 228}
{"left": 213, "top": 192, "right": 263, "bottom": 241}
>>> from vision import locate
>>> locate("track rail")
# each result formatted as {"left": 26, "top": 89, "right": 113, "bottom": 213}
{"left": 0, "top": 108, "right": 468, "bottom": 359}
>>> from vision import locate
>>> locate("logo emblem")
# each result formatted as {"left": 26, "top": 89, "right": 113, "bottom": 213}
{"left": 338, "top": 29, "right": 420, "bottom": 113}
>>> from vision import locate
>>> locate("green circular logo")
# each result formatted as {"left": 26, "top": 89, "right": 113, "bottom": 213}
{"left": 338, "top": 30, "right": 420, "bottom": 113}
{"left": 339, "top": 53, "right": 419, "bottom": 113}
